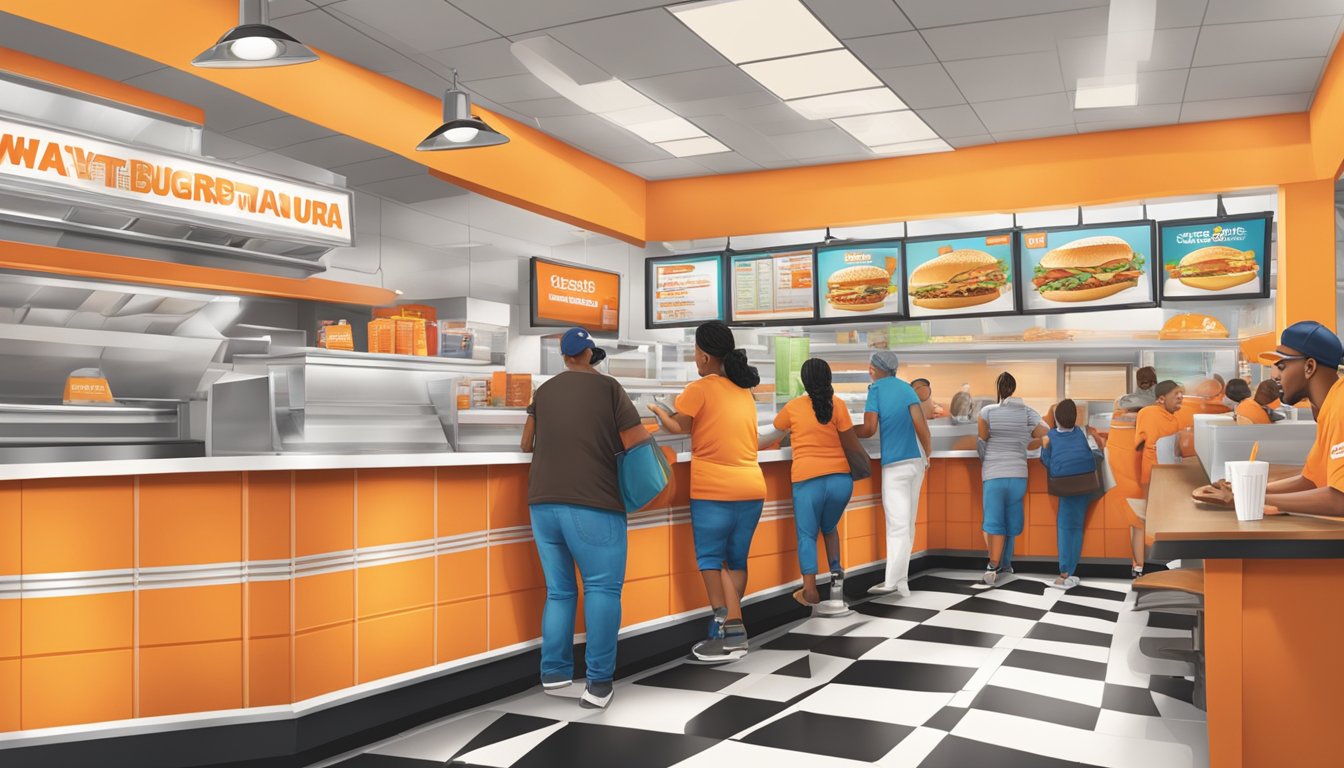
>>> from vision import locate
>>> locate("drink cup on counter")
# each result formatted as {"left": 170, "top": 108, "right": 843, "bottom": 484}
{"left": 1225, "top": 460, "right": 1270, "bottom": 521}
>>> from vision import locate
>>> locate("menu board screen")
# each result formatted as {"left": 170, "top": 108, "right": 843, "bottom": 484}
{"left": 646, "top": 253, "right": 724, "bottom": 328}
{"left": 727, "top": 248, "right": 816, "bottom": 324}
{"left": 815, "top": 241, "right": 903, "bottom": 322}
{"left": 903, "top": 230, "right": 1017, "bottom": 319}
{"left": 1159, "top": 213, "right": 1272, "bottom": 301}
{"left": 530, "top": 257, "right": 621, "bottom": 334}
{"left": 1019, "top": 221, "right": 1157, "bottom": 314}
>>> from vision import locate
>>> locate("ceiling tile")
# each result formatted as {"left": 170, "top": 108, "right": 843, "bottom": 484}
{"left": 620, "top": 158, "right": 713, "bottom": 179}
{"left": 687, "top": 115, "right": 793, "bottom": 165}
{"left": 803, "top": 0, "right": 914, "bottom": 38}
{"left": 268, "top": 0, "right": 317, "bottom": 18}
{"left": 730, "top": 103, "right": 830, "bottom": 136}
{"left": 1184, "top": 58, "right": 1326, "bottom": 101}
{"left": 0, "top": 13, "right": 163, "bottom": 81}
{"left": 1203, "top": 0, "right": 1344, "bottom": 24}
{"left": 1134, "top": 68, "right": 1190, "bottom": 104}
{"left": 226, "top": 116, "right": 337, "bottom": 150}
{"left": 274, "top": 9, "right": 410, "bottom": 72}
{"left": 446, "top": 0, "right": 670, "bottom": 36}
{"left": 1073, "top": 103, "right": 1182, "bottom": 128}
{"left": 1058, "top": 27, "right": 1199, "bottom": 88}
{"left": 497, "top": 97, "right": 590, "bottom": 119}
{"left": 944, "top": 51, "right": 1064, "bottom": 102}
{"left": 201, "top": 131, "right": 264, "bottom": 161}
{"left": 328, "top": 0, "right": 496, "bottom": 52}
{"left": 973, "top": 92, "right": 1074, "bottom": 133}
{"left": 630, "top": 66, "right": 769, "bottom": 104}
{"left": 946, "top": 134, "right": 995, "bottom": 148}
{"left": 280, "top": 134, "right": 392, "bottom": 168}
{"left": 665, "top": 91, "right": 779, "bottom": 117}
{"left": 361, "top": 174, "right": 469, "bottom": 204}
{"left": 877, "top": 63, "right": 967, "bottom": 108}
{"left": 921, "top": 6, "right": 1108, "bottom": 62}
{"left": 331, "top": 154, "right": 427, "bottom": 186}
{"left": 916, "top": 104, "right": 988, "bottom": 137}
{"left": 381, "top": 65, "right": 452, "bottom": 97}
{"left": 1179, "top": 92, "right": 1314, "bottom": 123}
{"left": 991, "top": 125, "right": 1079, "bottom": 142}
{"left": 845, "top": 31, "right": 937, "bottom": 70}
{"left": 1155, "top": 0, "right": 1210, "bottom": 27}
{"left": 895, "top": 0, "right": 1102, "bottom": 28}
{"left": 689, "top": 152, "right": 764, "bottom": 174}
{"left": 534, "top": 114, "right": 674, "bottom": 163}
{"left": 465, "top": 73, "right": 559, "bottom": 103}
{"left": 1193, "top": 16, "right": 1341, "bottom": 67}
{"left": 768, "top": 127, "right": 868, "bottom": 159}
{"left": 545, "top": 9, "right": 728, "bottom": 81}
{"left": 422, "top": 39, "right": 528, "bottom": 82}
{"left": 122, "top": 69, "right": 287, "bottom": 132}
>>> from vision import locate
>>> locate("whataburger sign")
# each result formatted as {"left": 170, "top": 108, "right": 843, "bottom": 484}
{"left": 0, "top": 116, "right": 352, "bottom": 246}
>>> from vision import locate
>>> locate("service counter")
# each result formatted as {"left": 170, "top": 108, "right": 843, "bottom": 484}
{"left": 0, "top": 445, "right": 1132, "bottom": 739}
{"left": 1145, "top": 461, "right": 1344, "bottom": 768}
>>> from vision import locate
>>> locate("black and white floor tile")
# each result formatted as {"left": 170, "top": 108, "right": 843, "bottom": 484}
{"left": 314, "top": 570, "right": 1208, "bottom": 768}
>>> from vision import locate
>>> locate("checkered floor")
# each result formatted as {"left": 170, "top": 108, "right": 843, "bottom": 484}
{"left": 315, "top": 570, "right": 1207, "bottom": 768}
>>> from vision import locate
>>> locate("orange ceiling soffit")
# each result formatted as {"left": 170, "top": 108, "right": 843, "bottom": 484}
{"left": 0, "top": 46, "right": 204, "bottom": 125}
{"left": 1309, "top": 32, "right": 1344, "bottom": 179}
{"left": 0, "top": 0, "right": 647, "bottom": 244}
{"left": 0, "top": 239, "right": 398, "bottom": 306}
{"left": 645, "top": 113, "right": 1315, "bottom": 241}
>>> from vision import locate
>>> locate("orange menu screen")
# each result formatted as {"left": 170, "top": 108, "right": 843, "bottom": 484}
{"left": 531, "top": 257, "right": 621, "bottom": 332}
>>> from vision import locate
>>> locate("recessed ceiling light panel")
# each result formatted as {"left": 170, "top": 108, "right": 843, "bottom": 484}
{"left": 670, "top": 0, "right": 841, "bottom": 64}
{"left": 786, "top": 88, "right": 908, "bottom": 120}
{"left": 1074, "top": 77, "right": 1138, "bottom": 109}
{"left": 657, "top": 136, "right": 732, "bottom": 157}
{"left": 833, "top": 111, "right": 937, "bottom": 147}
{"left": 741, "top": 49, "right": 882, "bottom": 101}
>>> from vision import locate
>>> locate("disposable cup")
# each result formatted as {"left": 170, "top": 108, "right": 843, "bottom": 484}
{"left": 1225, "top": 460, "right": 1270, "bottom": 522}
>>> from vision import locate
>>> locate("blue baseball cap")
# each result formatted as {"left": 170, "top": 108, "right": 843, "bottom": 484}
{"left": 560, "top": 327, "right": 598, "bottom": 357}
{"left": 1259, "top": 321, "right": 1344, "bottom": 369}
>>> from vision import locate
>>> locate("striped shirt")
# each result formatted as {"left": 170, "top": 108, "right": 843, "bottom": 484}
{"left": 980, "top": 398, "right": 1042, "bottom": 480}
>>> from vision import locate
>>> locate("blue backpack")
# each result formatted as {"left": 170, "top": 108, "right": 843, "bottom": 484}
{"left": 617, "top": 440, "right": 673, "bottom": 513}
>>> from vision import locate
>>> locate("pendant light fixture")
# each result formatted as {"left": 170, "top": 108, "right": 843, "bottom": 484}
{"left": 192, "top": 0, "right": 318, "bottom": 69}
{"left": 417, "top": 70, "right": 509, "bottom": 151}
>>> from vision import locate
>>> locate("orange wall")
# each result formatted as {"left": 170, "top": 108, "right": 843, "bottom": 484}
{"left": 1276, "top": 180, "right": 1338, "bottom": 334}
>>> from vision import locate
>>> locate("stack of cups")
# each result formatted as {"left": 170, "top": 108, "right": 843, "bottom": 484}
{"left": 1225, "top": 461, "right": 1270, "bottom": 521}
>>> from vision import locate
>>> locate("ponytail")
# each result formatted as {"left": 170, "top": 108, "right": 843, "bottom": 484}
{"left": 695, "top": 320, "right": 759, "bottom": 389}
{"left": 801, "top": 358, "right": 834, "bottom": 424}
{"left": 996, "top": 371, "right": 1016, "bottom": 403}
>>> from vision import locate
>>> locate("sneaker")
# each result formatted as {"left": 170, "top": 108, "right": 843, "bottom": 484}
{"left": 1131, "top": 566, "right": 1144, "bottom": 579}
{"left": 580, "top": 680, "right": 613, "bottom": 709}
{"left": 692, "top": 637, "right": 747, "bottom": 662}
{"left": 894, "top": 580, "right": 911, "bottom": 598}
{"left": 981, "top": 567, "right": 998, "bottom": 586}
{"left": 867, "top": 583, "right": 899, "bottom": 595}
{"left": 1050, "top": 575, "right": 1080, "bottom": 590}
{"left": 706, "top": 606, "right": 728, "bottom": 639}
{"left": 1062, "top": 576, "right": 1080, "bottom": 589}
{"left": 723, "top": 619, "right": 748, "bottom": 651}
{"left": 541, "top": 674, "right": 572, "bottom": 694}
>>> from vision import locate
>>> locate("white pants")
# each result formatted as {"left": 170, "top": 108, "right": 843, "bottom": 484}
{"left": 880, "top": 458, "right": 926, "bottom": 587}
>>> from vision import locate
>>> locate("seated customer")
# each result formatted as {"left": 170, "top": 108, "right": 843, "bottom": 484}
{"left": 1235, "top": 380, "right": 1275, "bottom": 424}
{"left": 1115, "top": 366, "right": 1158, "bottom": 413}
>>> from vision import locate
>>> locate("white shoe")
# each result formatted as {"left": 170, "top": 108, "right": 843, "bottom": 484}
{"left": 868, "top": 583, "right": 899, "bottom": 595}
{"left": 894, "top": 581, "right": 911, "bottom": 597}
{"left": 542, "top": 677, "right": 572, "bottom": 695}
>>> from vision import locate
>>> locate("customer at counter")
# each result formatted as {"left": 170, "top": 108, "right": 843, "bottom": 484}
{"left": 648, "top": 321, "right": 765, "bottom": 661}
{"left": 521, "top": 328, "right": 648, "bottom": 709}
{"left": 978, "top": 372, "right": 1048, "bottom": 586}
{"left": 853, "top": 350, "right": 931, "bottom": 597}
{"left": 911, "top": 378, "right": 945, "bottom": 420}
{"left": 769, "top": 359, "right": 857, "bottom": 606}
{"left": 1115, "top": 366, "right": 1158, "bottom": 413}
{"left": 1040, "top": 399, "right": 1096, "bottom": 590}
{"left": 1131, "top": 380, "right": 1184, "bottom": 578}
{"left": 1204, "top": 321, "right": 1344, "bottom": 516}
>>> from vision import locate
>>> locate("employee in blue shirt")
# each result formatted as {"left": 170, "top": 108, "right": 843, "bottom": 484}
{"left": 853, "top": 351, "right": 932, "bottom": 597}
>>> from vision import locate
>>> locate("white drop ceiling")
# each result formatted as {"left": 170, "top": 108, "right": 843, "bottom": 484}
{"left": 0, "top": 0, "right": 1341, "bottom": 185}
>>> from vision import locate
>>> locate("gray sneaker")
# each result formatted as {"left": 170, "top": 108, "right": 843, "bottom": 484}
{"left": 580, "top": 680, "right": 613, "bottom": 709}
{"left": 693, "top": 621, "right": 748, "bottom": 662}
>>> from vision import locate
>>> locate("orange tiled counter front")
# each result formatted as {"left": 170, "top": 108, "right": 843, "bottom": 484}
{"left": 0, "top": 455, "right": 1122, "bottom": 733}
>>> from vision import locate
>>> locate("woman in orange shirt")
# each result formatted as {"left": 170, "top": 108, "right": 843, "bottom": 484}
{"left": 649, "top": 321, "right": 764, "bottom": 662}
{"left": 1132, "top": 380, "right": 1183, "bottom": 577}
{"left": 771, "top": 359, "right": 859, "bottom": 606}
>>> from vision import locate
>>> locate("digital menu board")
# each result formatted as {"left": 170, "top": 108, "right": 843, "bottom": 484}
{"left": 1159, "top": 213, "right": 1272, "bottom": 301}
{"left": 903, "top": 230, "right": 1018, "bottom": 319}
{"left": 530, "top": 257, "right": 620, "bottom": 334}
{"left": 727, "top": 248, "right": 816, "bottom": 324}
{"left": 815, "top": 241, "right": 903, "bottom": 322}
{"left": 646, "top": 253, "right": 724, "bottom": 328}
{"left": 1019, "top": 221, "right": 1157, "bottom": 314}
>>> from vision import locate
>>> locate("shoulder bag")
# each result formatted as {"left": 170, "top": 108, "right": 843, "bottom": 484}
{"left": 616, "top": 439, "right": 673, "bottom": 513}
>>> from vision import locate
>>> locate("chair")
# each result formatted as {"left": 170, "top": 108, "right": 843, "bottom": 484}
{"left": 1130, "top": 567, "right": 1206, "bottom": 710}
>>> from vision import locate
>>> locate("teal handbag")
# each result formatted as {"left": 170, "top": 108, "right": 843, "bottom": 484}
{"left": 617, "top": 440, "right": 672, "bottom": 513}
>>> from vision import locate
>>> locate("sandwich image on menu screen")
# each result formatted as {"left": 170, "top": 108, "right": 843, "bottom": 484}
{"left": 1033, "top": 236, "right": 1145, "bottom": 302}
{"left": 1158, "top": 216, "right": 1269, "bottom": 300}
{"left": 826, "top": 265, "right": 891, "bottom": 311}
{"left": 908, "top": 250, "right": 1007, "bottom": 309}
{"left": 1166, "top": 246, "right": 1257, "bottom": 290}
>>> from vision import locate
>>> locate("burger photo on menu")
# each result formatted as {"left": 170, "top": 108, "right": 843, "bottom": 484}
{"left": 816, "top": 242, "right": 902, "bottom": 319}
{"left": 903, "top": 233, "right": 1017, "bottom": 319}
{"left": 1020, "top": 223, "right": 1156, "bottom": 313}
{"left": 1159, "top": 215, "right": 1271, "bottom": 300}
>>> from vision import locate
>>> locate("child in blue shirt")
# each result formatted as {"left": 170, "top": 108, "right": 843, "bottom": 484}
{"left": 1040, "top": 399, "right": 1098, "bottom": 589}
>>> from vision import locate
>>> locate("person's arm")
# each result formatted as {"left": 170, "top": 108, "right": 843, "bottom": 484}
{"left": 648, "top": 403, "right": 692, "bottom": 434}
{"left": 619, "top": 425, "right": 650, "bottom": 450}
{"left": 1039, "top": 436, "right": 1052, "bottom": 469}
{"left": 1266, "top": 486, "right": 1344, "bottom": 516}
{"left": 909, "top": 403, "right": 931, "bottom": 460}
{"left": 611, "top": 382, "right": 649, "bottom": 451}
{"left": 521, "top": 414, "right": 536, "bottom": 452}
{"left": 854, "top": 411, "right": 878, "bottom": 439}
{"left": 1027, "top": 423, "right": 1048, "bottom": 451}
{"left": 978, "top": 416, "right": 990, "bottom": 441}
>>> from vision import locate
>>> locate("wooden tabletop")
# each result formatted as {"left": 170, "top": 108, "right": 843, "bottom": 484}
{"left": 1146, "top": 459, "right": 1344, "bottom": 559}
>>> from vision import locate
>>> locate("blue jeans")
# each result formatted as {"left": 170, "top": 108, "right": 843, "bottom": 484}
{"left": 792, "top": 473, "right": 852, "bottom": 575}
{"left": 690, "top": 499, "right": 764, "bottom": 571}
{"left": 529, "top": 503, "right": 627, "bottom": 683}
{"left": 983, "top": 477, "right": 1027, "bottom": 570}
{"left": 1056, "top": 494, "right": 1089, "bottom": 576}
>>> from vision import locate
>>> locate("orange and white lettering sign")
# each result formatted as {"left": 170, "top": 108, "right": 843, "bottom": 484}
{"left": 63, "top": 376, "right": 114, "bottom": 404}
{"left": 532, "top": 258, "right": 620, "bottom": 332}
{"left": 0, "top": 116, "right": 352, "bottom": 246}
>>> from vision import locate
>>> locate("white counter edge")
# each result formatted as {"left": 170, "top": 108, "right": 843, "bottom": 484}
{"left": 0, "top": 448, "right": 983, "bottom": 482}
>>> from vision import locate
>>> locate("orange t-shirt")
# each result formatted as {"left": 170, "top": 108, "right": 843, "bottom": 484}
{"left": 1235, "top": 398, "right": 1271, "bottom": 425}
{"left": 774, "top": 395, "right": 854, "bottom": 484}
{"left": 676, "top": 375, "right": 766, "bottom": 501}
{"left": 1135, "top": 404, "right": 1180, "bottom": 484}
{"left": 1302, "top": 378, "right": 1344, "bottom": 493}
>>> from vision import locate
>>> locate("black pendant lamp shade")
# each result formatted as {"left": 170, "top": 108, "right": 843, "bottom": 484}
{"left": 417, "top": 73, "right": 509, "bottom": 151}
{"left": 193, "top": 0, "right": 318, "bottom": 68}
